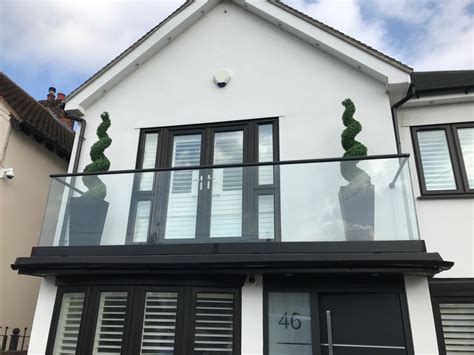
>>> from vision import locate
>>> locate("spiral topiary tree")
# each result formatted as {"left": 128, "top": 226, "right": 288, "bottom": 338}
{"left": 340, "top": 99, "right": 370, "bottom": 186}
{"left": 82, "top": 112, "right": 112, "bottom": 200}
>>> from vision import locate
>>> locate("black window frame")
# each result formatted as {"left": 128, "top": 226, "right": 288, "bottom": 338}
{"left": 46, "top": 282, "right": 242, "bottom": 355}
{"left": 126, "top": 117, "right": 280, "bottom": 244}
{"left": 430, "top": 279, "right": 474, "bottom": 355}
{"left": 411, "top": 122, "right": 474, "bottom": 197}
{"left": 263, "top": 275, "right": 415, "bottom": 355}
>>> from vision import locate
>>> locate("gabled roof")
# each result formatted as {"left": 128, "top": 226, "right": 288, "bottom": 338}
{"left": 0, "top": 72, "right": 75, "bottom": 159}
{"left": 411, "top": 70, "right": 474, "bottom": 96}
{"left": 66, "top": 0, "right": 412, "bottom": 108}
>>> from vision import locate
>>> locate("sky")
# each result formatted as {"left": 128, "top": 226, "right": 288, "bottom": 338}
{"left": 0, "top": 0, "right": 473, "bottom": 100}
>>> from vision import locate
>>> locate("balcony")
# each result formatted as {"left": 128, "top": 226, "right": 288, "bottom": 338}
{"left": 38, "top": 154, "right": 419, "bottom": 246}
{"left": 13, "top": 155, "right": 452, "bottom": 277}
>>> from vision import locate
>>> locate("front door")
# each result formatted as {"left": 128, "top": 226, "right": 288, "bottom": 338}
{"left": 319, "top": 293, "right": 409, "bottom": 355}
{"left": 266, "top": 277, "right": 412, "bottom": 355}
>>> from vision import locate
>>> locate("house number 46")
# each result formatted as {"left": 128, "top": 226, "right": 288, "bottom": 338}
{"left": 278, "top": 312, "right": 302, "bottom": 330}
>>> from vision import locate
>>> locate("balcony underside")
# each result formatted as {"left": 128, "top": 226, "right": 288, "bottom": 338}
{"left": 12, "top": 241, "right": 452, "bottom": 277}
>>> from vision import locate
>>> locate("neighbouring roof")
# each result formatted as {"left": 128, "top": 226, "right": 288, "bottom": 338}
{"left": 411, "top": 70, "right": 474, "bottom": 95}
{"left": 0, "top": 72, "right": 75, "bottom": 159}
{"left": 65, "top": 0, "right": 412, "bottom": 102}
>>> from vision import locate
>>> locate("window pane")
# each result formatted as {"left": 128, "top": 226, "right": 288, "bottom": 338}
{"left": 193, "top": 292, "right": 235, "bottom": 354}
{"left": 457, "top": 127, "right": 474, "bottom": 189}
{"left": 93, "top": 292, "right": 128, "bottom": 355}
{"left": 268, "top": 292, "right": 312, "bottom": 355}
{"left": 165, "top": 134, "right": 202, "bottom": 239}
{"left": 439, "top": 303, "right": 474, "bottom": 354}
{"left": 133, "top": 201, "right": 151, "bottom": 243}
{"left": 259, "top": 124, "right": 274, "bottom": 185}
{"left": 140, "top": 292, "right": 178, "bottom": 354}
{"left": 417, "top": 130, "right": 457, "bottom": 191}
{"left": 210, "top": 131, "right": 243, "bottom": 238}
{"left": 52, "top": 292, "right": 85, "bottom": 355}
{"left": 140, "top": 133, "right": 159, "bottom": 191}
{"left": 259, "top": 195, "right": 275, "bottom": 240}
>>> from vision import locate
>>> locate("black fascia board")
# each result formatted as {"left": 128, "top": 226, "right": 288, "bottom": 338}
{"left": 12, "top": 246, "right": 453, "bottom": 278}
{"left": 28, "top": 240, "right": 427, "bottom": 257}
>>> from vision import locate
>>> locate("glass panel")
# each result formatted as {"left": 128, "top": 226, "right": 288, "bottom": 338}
{"left": 133, "top": 200, "right": 151, "bottom": 243}
{"left": 268, "top": 292, "right": 312, "bottom": 355}
{"left": 92, "top": 292, "right": 128, "bottom": 355}
{"left": 52, "top": 292, "right": 85, "bottom": 355}
{"left": 39, "top": 157, "right": 420, "bottom": 246}
{"left": 457, "top": 127, "right": 474, "bottom": 189}
{"left": 210, "top": 131, "right": 243, "bottom": 238}
{"left": 165, "top": 134, "right": 202, "bottom": 240}
{"left": 258, "top": 195, "right": 275, "bottom": 240}
{"left": 259, "top": 124, "right": 274, "bottom": 185}
{"left": 140, "top": 292, "right": 178, "bottom": 354}
{"left": 439, "top": 303, "right": 474, "bottom": 354}
{"left": 140, "top": 133, "right": 159, "bottom": 191}
{"left": 417, "top": 130, "right": 457, "bottom": 191}
{"left": 193, "top": 293, "right": 235, "bottom": 354}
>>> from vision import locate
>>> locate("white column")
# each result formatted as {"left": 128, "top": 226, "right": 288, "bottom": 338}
{"left": 28, "top": 277, "right": 57, "bottom": 355}
{"left": 404, "top": 276, "right": 439, "bottom": 355}
{"left": 241, "top": 275, "right": 264, "bottom": 355}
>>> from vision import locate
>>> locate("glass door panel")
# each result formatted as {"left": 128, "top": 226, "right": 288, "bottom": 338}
{"left": 268, "top": 292, "right": 313, "bottom": 355}
{"left": 209, "top": 131, "right": 244, "bottom": 238}
{"left": 165, "top": 134, "right": 202, "bottom": 240}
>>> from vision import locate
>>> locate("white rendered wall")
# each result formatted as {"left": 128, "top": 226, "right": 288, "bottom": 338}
{"left": 66, "top": 2, "right": 399, "bottom": 246}
{"left": 28, "top": 277, "right": 57, "bottom": 355}
{"left": 398, "top": 100, "right": 474, "bottom": 278}
{"left": 404, "top": 276, "right": 439, "bottom": 355}
{"left": 241, "top": 275, "right": 264, "bottom": 355}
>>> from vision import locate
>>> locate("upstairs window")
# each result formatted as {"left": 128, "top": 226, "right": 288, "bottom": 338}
{"left": 412, "top": 123, "right": 473, "bottom": 196}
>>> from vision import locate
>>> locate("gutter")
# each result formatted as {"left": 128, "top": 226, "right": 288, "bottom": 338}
{"left": 64, "top": 111, "right": 86, "bottom": 173}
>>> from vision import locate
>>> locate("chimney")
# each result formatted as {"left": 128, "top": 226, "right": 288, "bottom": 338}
{"left": 57, "top": 92, "right": 65, "bottom": 101}
{"left": 47, "top": 87, "right": 56, "bottom": 101}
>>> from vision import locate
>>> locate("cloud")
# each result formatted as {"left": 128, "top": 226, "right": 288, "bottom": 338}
{"left": 0, "top": 0, "right": 183, "bottom": 75}
{"left": 0, "top": 0, "right": 472, "bottom": 95}
{"left": 286, "top": 0, "right": 474, "bottom": 70}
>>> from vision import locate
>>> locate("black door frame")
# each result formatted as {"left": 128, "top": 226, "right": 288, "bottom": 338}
{"left": 126, "top": 117, "right": 280, "bottom": 244}
{"left": 263, "top": 275, "right": 415, "bottom": 355}
{"left": 46, "top": 282, "right": 242, "bottom": 355}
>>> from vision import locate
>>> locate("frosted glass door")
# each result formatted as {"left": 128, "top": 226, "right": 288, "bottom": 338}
{"left": 209, "top": 131, "right": 244, "bottom": 238}
{"left": 165, "top": 134, "right": 202, "bottom": 240}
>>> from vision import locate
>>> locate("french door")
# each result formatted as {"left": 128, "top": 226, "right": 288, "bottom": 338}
{"left": 127, "top": 119, "right": 279, "bottom": 244}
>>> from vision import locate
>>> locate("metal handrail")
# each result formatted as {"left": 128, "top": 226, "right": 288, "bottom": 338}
{"left": 50, "top": 153, "right": 410, "bottom": 178}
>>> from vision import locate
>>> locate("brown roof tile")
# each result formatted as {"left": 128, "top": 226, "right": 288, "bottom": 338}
{"left": 0, "top": 72, "right": 75, "bottom": 159}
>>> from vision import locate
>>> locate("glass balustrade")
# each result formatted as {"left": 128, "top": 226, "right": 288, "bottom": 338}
{"left": 38, "top": 156, "right": 419, "bottom": 246}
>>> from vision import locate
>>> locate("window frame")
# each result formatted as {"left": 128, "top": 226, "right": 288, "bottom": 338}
{"left": 127, "top": 117, "right": 280, "bottom": 244}
{"left": 46, "top": 283, "right": 241, "bottom": 355}
{"left": 411, "top": 123, "right": 474, "bottom": 197}
{"left": 263, "top": 275, "right": 414, "bottom": 355}
{"left": 430, "top": 279, "right": 474, "bottom": 355}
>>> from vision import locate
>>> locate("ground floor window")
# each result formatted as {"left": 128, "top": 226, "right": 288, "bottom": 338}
{"left": 47, "top": 285, "right": 241, "bottom": 355}
{"left": 430, "top": 279, "right": 474, "bottom": 355}
{"left": 265, "top": 276, "right": 413, "bottom": 355}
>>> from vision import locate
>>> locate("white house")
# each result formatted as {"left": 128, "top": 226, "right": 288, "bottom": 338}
{"left": 12, "top": 1, "right": 472, "bottom": 354}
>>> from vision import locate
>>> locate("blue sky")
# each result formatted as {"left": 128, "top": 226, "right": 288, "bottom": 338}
{"left": 1, "top": 0, "right": 473, "bottom": 100}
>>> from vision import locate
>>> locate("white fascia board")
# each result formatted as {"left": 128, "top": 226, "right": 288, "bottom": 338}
{"left": 66, "top": 0, "right": 220, "bottom": 111}
{"left": 237, "top": 0, "right": 411, "bottom": 88}
{"left": 402, "top": 92, "right": 474, "bottom": 108}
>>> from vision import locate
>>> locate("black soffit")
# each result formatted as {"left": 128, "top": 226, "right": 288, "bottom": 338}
{"left": 12, "top": 241, "right": 453, "bottom": 277}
